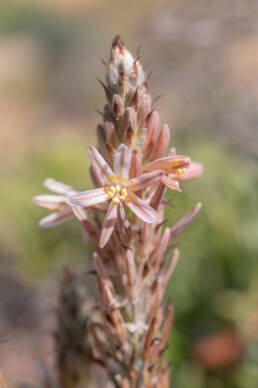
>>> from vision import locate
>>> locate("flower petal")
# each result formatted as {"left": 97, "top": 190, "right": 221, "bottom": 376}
{"left": 114, "top": 144, "right": 132, "bottom": 179}
{"left": 39, "top": 207, "right": 74, "bottom": 228}
{"left": 33, "top": 194, "right": 67, "bottom": 209}
{"left": 71, "top": 205, "right": 89, "bottom": 222}
{"left": 170, "top": 203, "right": 202, "bottom": 241}
{"left": 161, "top": 176, "right": 181, "bottom": 192}
{"left": 88, "top": 146, "right": 114, "bottom": 180}
{"left": 68, "top": 188, "right": 107, "bottom": 208}
{"left": 143, "top": 156, "right": 191, "bottom": 173}
{"left": 99, "top": 202, "right": 118, "bottom": 248}
{"left": 173, "top": 162, "right": 203, "bottom": 182}
{"left": 44, "top": 178, "right": 78, "bottom": 195}
{"left": 126, "top": 194, "right": 158, "bottom": 223}
{"left": 118, "top": 203, "right": 130, "bottom": 229}
{"left": 127, "top": 170, "right": 163, "bottom": 192}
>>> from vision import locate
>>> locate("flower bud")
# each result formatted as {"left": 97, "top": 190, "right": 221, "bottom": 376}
{"left": 143, "top": 110, "right": 160, "bottom": 154}
{"left": 148, "top": 124, "right": 170, "bottom": 161}
{"left": 112, "top": 94, "right": 124, "bottom": 119}
{"left": 124, "top": 107, "right": 137, "bottom": 146}
{"left": 106, "top": 36, "right": 146, "bottom": 97}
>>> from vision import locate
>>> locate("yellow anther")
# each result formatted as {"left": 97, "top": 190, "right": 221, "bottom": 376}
{"left": 107, "top": 190, "right": 115, "bottom": 198}
{"left": 105, "top": 195, "right": 110, "bottom": 200}
{"left": 121, "top": 188, "right": 128, "bottom": 197}
{"left": 176, "top": 168, "right": 186, "bottom": 176}
{"left": 110, "top": 185, "right": 116, "bottom": 193}
{"left": 112, "top": 197, "right": 120, "bottom": 204}
{"left": 116, "top": 184, "right": 121, "bottom": 193}
{"left": 119, "top": 195, "right": 126, "bottom": 201}
{"left": 121, "top": 177, "right": 128, "bottom": 182}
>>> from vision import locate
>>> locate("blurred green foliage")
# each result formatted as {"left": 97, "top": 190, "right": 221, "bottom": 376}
{"left": 0, "top": 135, "right": 92, "bottom": 278}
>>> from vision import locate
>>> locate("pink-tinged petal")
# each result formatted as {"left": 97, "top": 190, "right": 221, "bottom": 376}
{"left": 143, "top": 155, "right": 191, "bottom": 173}
{"left": 33, "top": 194, "right": 67, "bottom": 209}
{"left": 170, "top": 202, "right": 202, "bottom": 241}
{"left": 143, "top": 110, "right": 160, "bottom": 154}
{"left": 68, "top": 188, "right": 107, "bottom": 208}
{"left": 163, "top": 248, "right": 180, "bottom": 289}
{"left": 71, "top": 206, "right": 89, "bottom": 244}
{"left": 99, "top": 202, "right": 118, "bottom": 248}
{"left": 173, "top": 162, "right": 203, "bottom": 182}
{"left": 168, "top": 147, "right": 176, "bottom": 156}
{"left": 39, "top": 207, "right": 74, "bottom": 228}
{"left": 147, "top": 124, "right": 170, "bottom": 161}
{"left": 127, "top": 170, "right": 163, "bottom": 192}
{"left": 71, "top": 205, "right": 89, "bottom": 222}
{"left": 129, "top": 148, "right": 142, "bottom": 179}
{"left": 161, "top": 176, "right": 181, "bottom": 192}
{"left": 44, "top": 178, "right": 78, "bottom": 195}
{"left": 118, "top": 203, "right": 130, "bottom": 229}
{"left": 88, "top": 146, "right": 114, "bottom": 180}
{"left": 150, "top": 183, "right": 167, "bottom": 210}
{"left": 126, "top": 195, "right": 159, "bottom": 223}
{"left": 90, "top": 165, "right": 105, "bottom": 188}
{"left": 114, "top": 143, "right": 132, "bottom": 179}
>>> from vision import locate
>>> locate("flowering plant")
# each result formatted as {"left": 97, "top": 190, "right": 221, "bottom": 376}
{"left": 35, "top": 36, "right": 202, "bottom": 388}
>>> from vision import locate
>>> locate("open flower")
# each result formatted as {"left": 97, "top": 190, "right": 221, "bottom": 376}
{"left": 33, "top": 178, "right": 81, "bottom": 228}
{"left": 68, "top": 144, "right": 163, "bottom": 248}
{"left": 143, "top": 155, "right": 202, "bottom": 190}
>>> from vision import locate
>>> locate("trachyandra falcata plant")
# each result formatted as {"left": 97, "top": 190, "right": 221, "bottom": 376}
{"left": 34, "top": 36, "right": 203, "bottom": 388}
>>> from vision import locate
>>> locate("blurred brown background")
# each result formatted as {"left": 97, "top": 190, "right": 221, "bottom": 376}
{"left": 1, "top": 0, "right": 258, "bottom": 387}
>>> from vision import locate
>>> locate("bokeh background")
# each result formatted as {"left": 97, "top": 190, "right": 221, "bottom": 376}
{"left": 1, "top": 0, "right": 258, "bottom": 387}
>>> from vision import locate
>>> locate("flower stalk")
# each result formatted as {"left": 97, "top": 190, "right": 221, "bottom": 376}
{"left": 35, "top": 36, "right": 203, "bottom": 388}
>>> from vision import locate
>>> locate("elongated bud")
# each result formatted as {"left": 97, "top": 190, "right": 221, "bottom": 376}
{"left": 170, "top": 203, "right": 202, "bottom": 242}
{"left": 125, "top": 249, "right": 137, "bottom": 288}
{"left": 162, "top": 249, "right": 180, "bottom": 290}
{"left": 124, "top": 107, "right": 137, "bottom": 146}
{"left": 150, "top": 183, "right": 167, "bottom": 210}
{"left": 159, "top": 306, "right": 174, "bottom": 352}
{"left": 138, "top": 93, "right": 152, "bottom": 127}
{"left": 130, "top": 148, "right": 142, "bottom": 179}
{"left": 96, "top": 124, "right": 113, "bottom": 163}
{"left": 143, "top": 110, "right": 160, "bottom": 154}
{"left": 112, "top": 94, "right": 124, "bottom": 119}
{"left": 128, "top": 87, "right": 140, "bottom": 110}
{"left": 148, "top": 124, "right": 170, "bottom": 161}
{"left": 143, "top": 316, "right": 158, "bottom": 360}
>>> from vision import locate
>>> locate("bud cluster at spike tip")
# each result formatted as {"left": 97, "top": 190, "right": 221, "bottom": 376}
{"left": 34, "top": 37, "right": 203, "bottom": 388}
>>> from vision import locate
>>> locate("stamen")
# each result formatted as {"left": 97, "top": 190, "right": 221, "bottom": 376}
{"left": 112, "top": 197, "right": 120, "bottom": 204}
{"left": 121, "top": 188, "right": 128, "bottom": 197}
{"left": 176, "top": 168, "right": 186, "bottom": 176}
{"left": 119, "top": 195, "right": 126, "bottom": 201}
{"left": 107, "top": 190, "right": 115, "bottom": 198}
{"left": 116, "top": 185, "right": 121, "bottom": 192}
{"left": 110, "top": 186, "right": 116, "bottom": 193}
